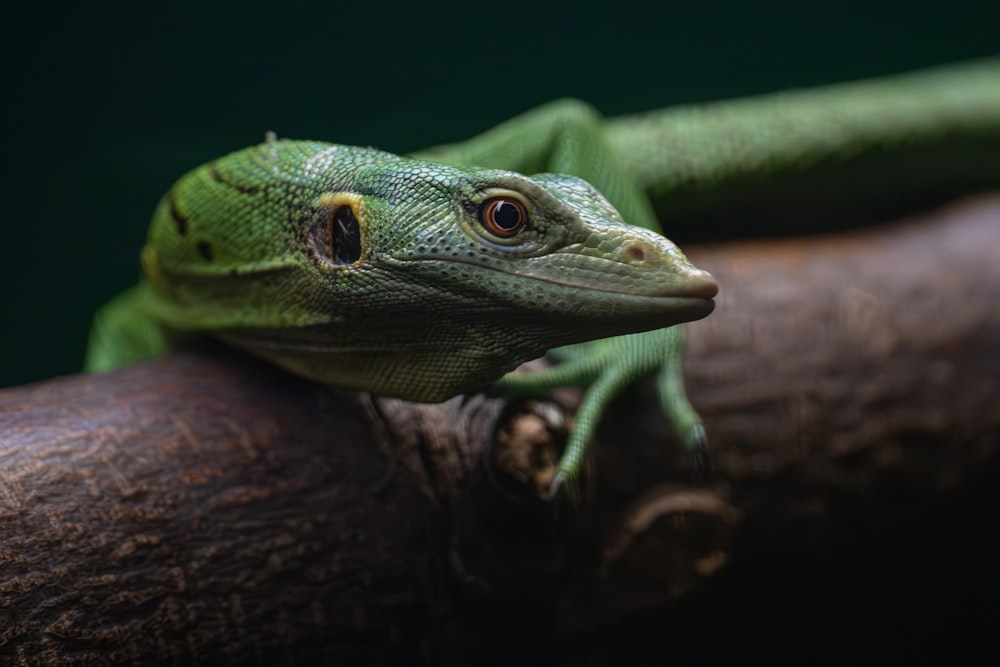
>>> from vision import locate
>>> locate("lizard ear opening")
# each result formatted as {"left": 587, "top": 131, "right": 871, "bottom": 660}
{"left": 331, "top": 206, "right": 362, "bottom": 265}
{"left": 310, "top": 203, "right": 362, "bottom": 266}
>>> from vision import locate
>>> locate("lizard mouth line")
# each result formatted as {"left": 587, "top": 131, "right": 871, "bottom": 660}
{"left": 506, "top": 269, "right": 717, "bottom": 301}
{"left": 402, "top": 255, "right": 719, "bottom": 302}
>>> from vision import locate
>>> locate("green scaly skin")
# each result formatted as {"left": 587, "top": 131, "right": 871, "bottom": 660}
{"left": 87, "top": 58, "right": 1000, "bottom": 497}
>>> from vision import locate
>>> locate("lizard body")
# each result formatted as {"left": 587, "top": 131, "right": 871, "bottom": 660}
{"left": 87, "top": 58, "right": 1000, "bottom": 494}
{"left": 94, "top": 141, "right": 714, "bottom": 403}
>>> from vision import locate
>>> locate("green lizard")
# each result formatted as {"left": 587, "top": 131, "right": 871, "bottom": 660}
{"left": 86, "top": 58, "right": 1000, "bottom": 496}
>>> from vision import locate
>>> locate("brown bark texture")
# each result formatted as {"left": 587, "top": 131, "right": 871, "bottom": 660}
{"left": 2, "top": 194, "right": 999, "bottom": 665}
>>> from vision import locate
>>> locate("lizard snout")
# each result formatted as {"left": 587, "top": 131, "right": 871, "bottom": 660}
{"left": 614, "top": 238, "right": 718, "bottom": 300}
{"left": 676, "top": 267, "right": 718, "bottom": 299}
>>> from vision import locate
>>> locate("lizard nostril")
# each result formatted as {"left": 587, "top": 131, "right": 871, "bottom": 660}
{"left": 623, "top": 243, "right": 647, "bottom": 263}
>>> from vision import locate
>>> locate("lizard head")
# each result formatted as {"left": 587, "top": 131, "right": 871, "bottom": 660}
{"left": 145, "top": 143, "right": 716, "bottom": 401}
{"left": 362, "top": 161, "right": 717, "bottom": 332}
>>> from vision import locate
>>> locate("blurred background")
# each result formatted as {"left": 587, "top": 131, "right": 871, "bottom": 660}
{"left": 3, "top": 1, "right": 998, "bottom": 387}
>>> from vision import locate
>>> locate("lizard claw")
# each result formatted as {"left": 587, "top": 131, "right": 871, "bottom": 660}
{"left": 686, "top": 423, "right": 711, "bottom": 483}
{"left": 546, "top": 472, "right": 565, "bottom": 501}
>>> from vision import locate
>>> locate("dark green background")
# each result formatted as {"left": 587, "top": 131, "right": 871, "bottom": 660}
{"left": 4, "top": 2, "right": 998, "bottom": 387}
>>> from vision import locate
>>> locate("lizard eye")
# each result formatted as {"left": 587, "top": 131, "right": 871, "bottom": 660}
{"left": 480, "top": 197, "right": 528, "bottom": 238}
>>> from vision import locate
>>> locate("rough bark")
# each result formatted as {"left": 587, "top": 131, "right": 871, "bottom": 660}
{"left": 2, "top": 194, "right": 998, "bottom": 665}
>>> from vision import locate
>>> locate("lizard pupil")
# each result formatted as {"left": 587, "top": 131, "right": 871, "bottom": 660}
{"left": 481, "top": 197, "right": 528, "bottom": 238}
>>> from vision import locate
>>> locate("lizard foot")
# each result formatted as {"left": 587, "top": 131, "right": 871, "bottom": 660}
{"left": 495, "top": 326, "right": 706, "bottom": 497}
